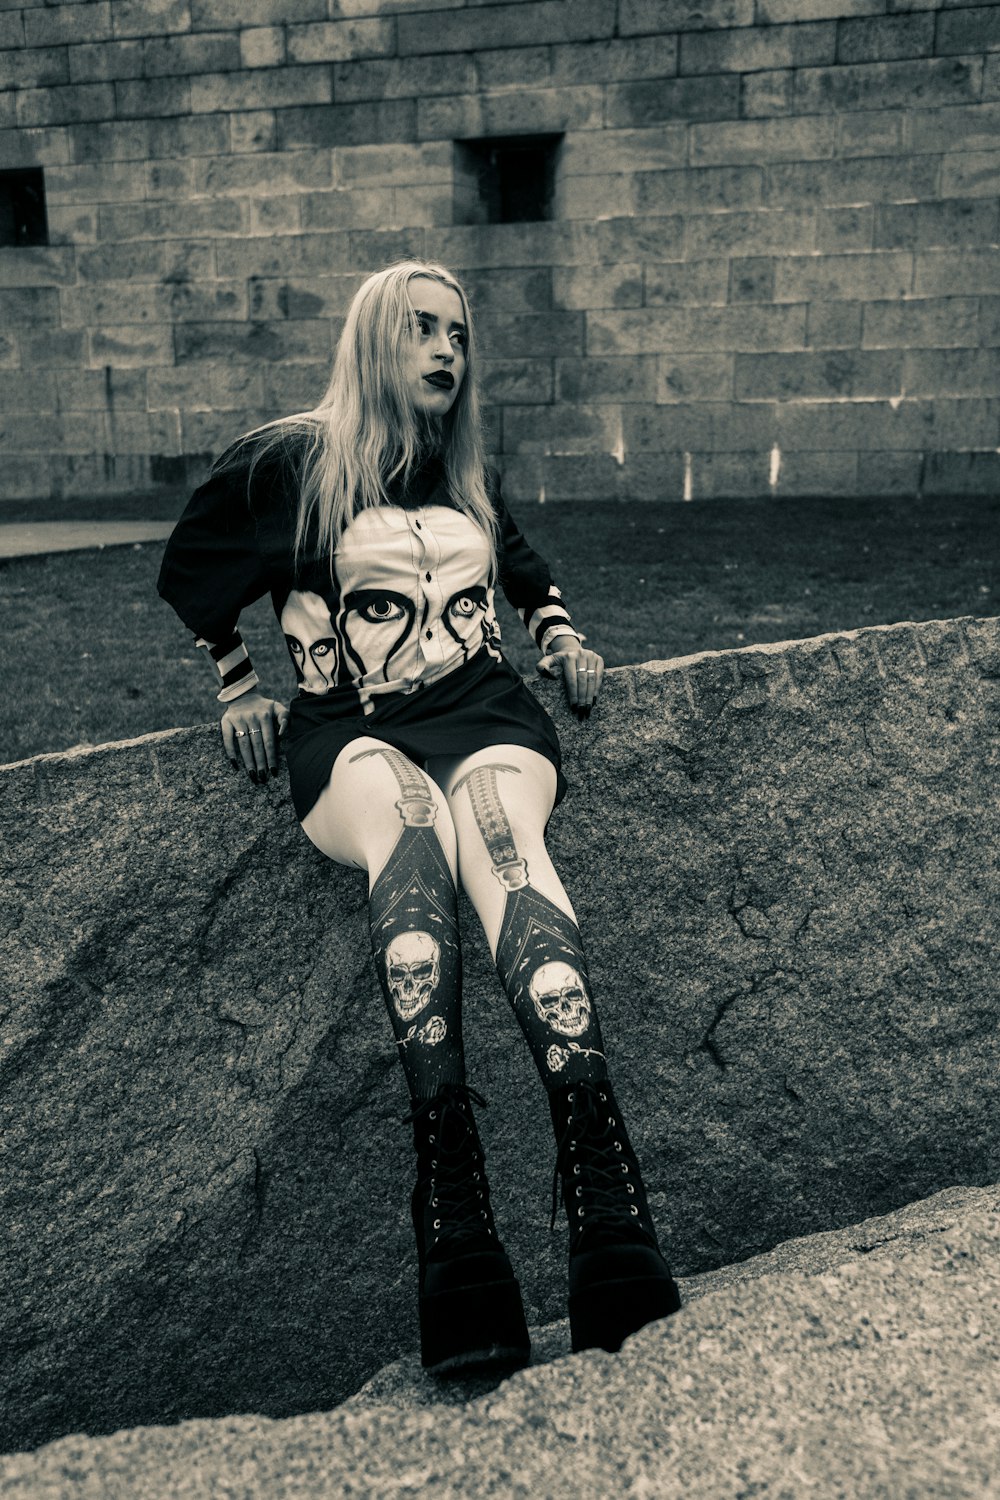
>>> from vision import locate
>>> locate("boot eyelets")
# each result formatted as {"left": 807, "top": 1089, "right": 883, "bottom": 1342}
{"left": 432, "top": 1198, "right": 438, "bottom": 1207}
{"left": 433, "top": 1219, "right": 441, "bottom": 1229}
{"left": 429, "top": 1111, "right": 437, "bottom": 1120}
{"left": 431, "top": 1158, "right": 437, "bottom": 1169}
{"left": 621, "top": 1162, "right": 628, "bottom": 1173}
{"left": 480, "top": 1210, "right": 488, "bottom": 1220}
{"left": 630, "top": 1205, "right": 638, "bottom": 1216}
{"left": 429, "top": 1134, "right": 436, "bottom": 1144}
{"left": 575, "top": 1186, "right": 582, "bottom": 1197}
{"left": 577, "top": 1207, "right": 585, "bottom": 1217}
{"left": 614, "top": 1141, "right": 622, "bottom": 1152}
{"left": 573, "top": 1164, "right": 581, "bottom": 1175}
{"left": 627, "top": 1183, "right": 635, "bottom": 1195}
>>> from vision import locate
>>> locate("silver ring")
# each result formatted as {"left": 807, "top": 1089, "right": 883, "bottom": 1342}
{"left": 236, "top": 730, "right": 247, "bottom": 737}
{"left": 249, "top": 728, "right": 261, "bottom": 735}
{"left": 584, "top": 668, "right": 597, "bottom": 674}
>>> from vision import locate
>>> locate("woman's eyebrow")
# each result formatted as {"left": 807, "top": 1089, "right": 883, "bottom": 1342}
{"left": 413, "top": 308, "right": 467, "bottom": 332}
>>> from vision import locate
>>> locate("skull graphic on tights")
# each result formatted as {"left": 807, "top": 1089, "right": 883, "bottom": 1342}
{"left": 386, "top": 930, "right": 441, "bottom": 1021}
{"left": 527, "top": 960, "right": 591, "bottom": 1038}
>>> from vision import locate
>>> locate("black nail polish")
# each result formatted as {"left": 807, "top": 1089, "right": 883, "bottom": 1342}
{"left": 230, "top": 759, "right": 239, "bottom": 769}
{"left": 583, "top": 706, "right": 592, "bottom": 719}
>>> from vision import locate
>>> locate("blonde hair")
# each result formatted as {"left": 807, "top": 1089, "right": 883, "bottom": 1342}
{"left": 221, "top": 260, "right": 499, "bottom": 583}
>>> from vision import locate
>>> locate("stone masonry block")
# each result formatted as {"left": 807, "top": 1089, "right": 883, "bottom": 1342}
{"left": 915, "top": 250, "right": 1000, "bottom": 297}
{"left": 557, "top": 175, "right": 635, "bottom": 221}
{"left": 814, "top": 206, "right": 874, "bottom": 253}
{"left": 607, "top": 75, "right": 741, "bottom": 128}
{"left": 88, "top": 326, "right": 174, "bottom": 367}
{"left": 17, "top": 329, "right": 88, "bottom": 368}
{"left": 277, "top": 99, "right": 416, "bottom": 149}
{"left": 460, "top": 268, "right": 553, "bottom": 315}
{"left": 680, "top": 21, "right": 835, "bottom": 74}
{"left": 115, "top": 77, "right": 192, "bottom": 118}
{"left": 45, "top": 160, "right": 146, "bottom": 202}
{"left": 0, "top": 126, "right": 72, "bottom": 169}
{"left": 862, "top": 297, "right": 979, "bottom": 349}
{"left": 333, "top": 140, "right": 452, "bottom": 186}
{"left": 112, "top": 0, "right": 192, "bottom": 38}
{"left": 299, "top": 188, "right": 395, "bottom": 230}
{"left": 805, "top": 301, "right": 863, "bottom": 348}
{"left": 922, "top": 451, "right": 1000, "bottom": 496}
{"left": 174, "top": 320, "right": 333, "bottom": 365}
{"left": 260, "top": 363, "right": 327, "bottom": 412}
{"left": 193, "top": 150, "right": 332, "bottom": 197}
{"left": 190, "top": 66, "right": 331, "bottom": 113}
{"left": 436, "top": 222, "right": 599, "bottom": 270}
{"left": 774, "top": 397, "right": 998, "bottom": 451}
{"left": 190, "top": 0, "right": 323, "bottom": 26}
{"left": 0, "top": 247, "right": 75, "bottom": 287}
{"left": 936, "top": 7, "right": 1000, "bottom": 56}
{"left": 286, "top": 18, "right": 394, "bottom": 63}
{"left": 0, "top": 412, "right": 104, "bottom": 452}
{"left": 334, "top": 53, "right": 475, "bottom": 102}
{"left": 774, "top": 251, "right": 913, "bottom": 302}
{"left": 876, "top": 199, "right": 1000, "bottom": 251}
{"left": 560, "top": 126, "right": 686, "bottom": 177}
{"left": 733, "top": 349, "right": 903, "bottom": 401}
{"left": 555, "top": 355, "right": 659, "bottom": 404}
{"left": 474, "top": 43, "right": 551, "bottom": 91}
{"left": 0, "top": 373, "right": 56, "bottom": 413}
{"left": 637, "top": 165, "right": 764, "bottom": 216}
{"left": 683, "top": 209, "right": 814, "bottom": 259}
{"left": 397, "top": 0, "right": 614, "bottom": 55}
{"left": 795, "top": 57, "right": 982, "bottom": 113}
{"left": 908, "top": 102, "right": 1000, "bottom": 156}
{"left": 46, "top": 204, "right": 98, "bottom": 244}
{"left": 644, "top": 260, "right": 730, "bottom": 306}
{"left": 758, "top": 0, "right": 892, "bottom": 20}
{"left": 213, "top": 234, "right": 353, "bottom": 281}
{"left": 980, "top": 298, "right": 1000, "bottom": 348}
{"left": 851, "top": 449, "right": 920, "bottom": 496}
{"left": 836, "top": 110, "right": 904, "bottom": 158}
{"left": 59, "top": 285, "right": 170, "bottom": 327}
{"left": 656, "top": 353, "right": 734, "bottom": 403}
{"left": 837, "top": 12, "right": 935, "bottom": 64}
{"left": 740, "top": 69, "right": 795, "bottom": 118}
{"left": 500, "top": 406, "right": 623, "bottom": 460}
{"left": 108, "top": 409, "right": 183, "bottom": 456}
{"left": 67, "top": 40, "right": 143, "bottom": 83}
{"left": 597, "top": 217, "right": 684, "bottom": 263}
{"left": 98, "top": 199, "right": 246, "bottom": 241}
{"left": 941, "top": 151, "right": 1000, "bottom": 200}
{"left": 55, "top": 368, "right": 146, "bottom": 412}
{"left": 23, "top": 2, "right": 112, "bottom": 47}
{"left": 0, "top": 288, "right": 60, "bottom": 327}
{"left": 0, "top": 10, "right": 23, "bottom": 47}
{"left": 241, "top": 27, "right": 286, "bottom": 69}
{"left": 764, "top": 157, "right": 940, "bottom": 208}
{"left": 246, "top": 275, "right": 361, "bottom": 323}
{"left": 142, "top": 31, "right": 240, "bottom": 76}
{"left": 588, "top": 305, "right": 807, "bottom": 357}
{"left": 550, "top": 34, "right": 680, "bottom": 85}
{"left": 902, "top": 348, "right": 1000, "bottom": 399}
{"left": 476, "top": 311, "right": 584, "bottom": 359}
{"left": 389, "top": 186, "right": 452, "bottom": 228}
{"left": 691, "top": 116, "right": 834, "bottom": 166}
{"left": 421, "top": 84, "right": 605, "bottom": 141}
{"left": 730, "top": 257, "right": 776, "bottom": 301}
{"left": 229, "top": 111, "right": 277, "bottom": 153}
{"left": 0, "top": 47, "right": 69, "bottom": 91}
{"left": 552, "top": 266, "right": 643, "bottom": 311}
{"left": 619, "top": 0, "right": 754, "bottom": 34}
{"left": 772, "top": 447, "right": 858, "bottom": 494}
{"left": 16, "top": 83, "right": 115, "bottom": 128}
{"left": 478, "top": 357, "right": 553, "bottom": 405}
{"left": 68, "top": 119, "right": 150, "bottom": 162}
{"left": 146, "top": 364, "right": 264, "bottom": 412}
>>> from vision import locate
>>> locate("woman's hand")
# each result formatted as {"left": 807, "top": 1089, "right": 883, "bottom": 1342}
{"left": 536, "top": 635, "right": 604, "bottom": 720}
{"left": 222, "top": 691, "right": 290, "bottom": 784}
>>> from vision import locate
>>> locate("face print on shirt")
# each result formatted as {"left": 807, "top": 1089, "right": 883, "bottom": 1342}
{"left": 281, "top": 590, "right": 343, "bottom": 693}
{"left": 341, "top": 588, "right": 417, "bottom": 683}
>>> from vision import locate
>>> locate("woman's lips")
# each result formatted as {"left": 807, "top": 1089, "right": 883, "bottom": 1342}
{"left": 423, "top": 371, "right": 454, "bottom": 390}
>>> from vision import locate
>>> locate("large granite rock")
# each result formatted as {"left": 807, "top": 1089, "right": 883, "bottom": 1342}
{"left": 2, "top": 1184, "right": 997, "bottom": 1496}
{"left": 2, "top": 616, "right": 998, "bottom": 1453}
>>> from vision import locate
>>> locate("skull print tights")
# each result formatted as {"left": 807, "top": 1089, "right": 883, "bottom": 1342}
{"left": 361, "top": 749, "right": 466, "bottom": 1101}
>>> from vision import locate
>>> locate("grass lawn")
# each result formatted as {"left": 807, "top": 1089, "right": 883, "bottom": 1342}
{"left": 2, "top": 492, "right": 997, "bottom": 766}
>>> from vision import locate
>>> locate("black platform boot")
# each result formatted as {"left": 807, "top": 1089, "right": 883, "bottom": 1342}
{"left": 405, "top": 1083, "right": 531, "bottom": 1376}
{"left": 549, "top": 1080, "right": 682, "bottom": 1354}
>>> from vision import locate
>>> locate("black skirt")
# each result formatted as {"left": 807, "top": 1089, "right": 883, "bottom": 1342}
{"left": 284, "top": 649, "right": 568, "bottom": 822}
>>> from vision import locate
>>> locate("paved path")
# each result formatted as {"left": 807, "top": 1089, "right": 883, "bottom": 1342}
{"left": 0, "top": 521, "right": 174, "bottom": 560}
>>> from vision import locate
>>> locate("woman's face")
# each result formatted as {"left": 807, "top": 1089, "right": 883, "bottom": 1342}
{"left": 404, "top": 275, "right": 467, "bottom": 418}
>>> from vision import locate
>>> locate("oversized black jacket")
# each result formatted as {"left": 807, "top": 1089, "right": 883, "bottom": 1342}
{"left": 157, "top": 440, "right": 582, "bottom": 713}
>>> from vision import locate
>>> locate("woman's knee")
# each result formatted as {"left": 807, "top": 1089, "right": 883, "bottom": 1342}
{"left": 299, "top": 738, "right": 458, "bottom": 872}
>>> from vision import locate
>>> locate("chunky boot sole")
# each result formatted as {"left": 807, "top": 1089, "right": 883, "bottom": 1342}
{"left": 569, "top": 1271, "right": 682, "bottom": 1354}
{"left": 420, "top": 1274, "right": 532, "bottom": 1376}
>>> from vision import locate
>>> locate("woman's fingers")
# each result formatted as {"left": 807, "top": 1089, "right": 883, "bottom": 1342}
{"left": 223, "top": 702, "right": 283, "bottom": 784}
{"left": 258, "top": 717, "right": 279, "bottom": 777}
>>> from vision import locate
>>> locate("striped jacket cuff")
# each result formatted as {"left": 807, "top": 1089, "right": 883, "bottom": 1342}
{"left": 195, "top": 632, "right": 261, "bottom": 703}
{"left": 518, "top": 585, "right": 585, "bottom": 654}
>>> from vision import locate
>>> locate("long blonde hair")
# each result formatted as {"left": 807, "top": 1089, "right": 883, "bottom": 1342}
{"left": 221, "top": 260, "right": 499, "bottom": 583}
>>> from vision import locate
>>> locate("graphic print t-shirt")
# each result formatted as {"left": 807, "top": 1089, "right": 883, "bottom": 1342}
{"left": 157, "top": 436, "right": 582, "bottom": 713}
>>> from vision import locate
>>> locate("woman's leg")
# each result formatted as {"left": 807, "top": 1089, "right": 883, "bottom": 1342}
{"left": 428, "top": 743, "right": 682, "bottom": 1353}
{"left": 426, "top": 743, "right": 609, "bottom": 1089}
{"left": 301, "top": 736, "right": 531, "bottom": 1373}
{"left": 301, "top": 735, "right": 466, "bottom": 1100}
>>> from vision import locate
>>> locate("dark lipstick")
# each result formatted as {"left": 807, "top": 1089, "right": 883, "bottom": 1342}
{"left": 423, "top": 371, "right": 454, "bottom": 390}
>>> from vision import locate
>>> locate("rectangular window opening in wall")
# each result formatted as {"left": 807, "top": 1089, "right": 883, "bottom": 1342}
{"left": 0, "top": 168, "right": 48, "bottom": 247}
{"left": 454, "top": 136, "right": 562, "bottom": 226}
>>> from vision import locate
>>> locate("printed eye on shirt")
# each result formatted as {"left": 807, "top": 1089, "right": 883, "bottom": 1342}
{"left": 281, "top": 504, "right": 502, "bottom": 712}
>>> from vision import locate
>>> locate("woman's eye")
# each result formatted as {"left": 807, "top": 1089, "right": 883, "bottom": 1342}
{"left": 311, "top": 642, "right": 330, "bottom": 657}
{"left": 450, "top": 330, "right": 466, "bottom": 348}
{"left": 359, "top": 598, "right": 406, "bottom": 623}
{"left": 450, "top": 596, "right": 477, "bottom": 618}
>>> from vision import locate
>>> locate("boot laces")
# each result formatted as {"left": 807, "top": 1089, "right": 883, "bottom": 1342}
{"left": 403, "top": 1084, "right": 494, "bottom": 1247}
{"left": 550, "top": 1085, "right": 642, "bottom": 1237}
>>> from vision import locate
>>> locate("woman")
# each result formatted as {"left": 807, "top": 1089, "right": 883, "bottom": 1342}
{"left": 158, "top": 260, "right": 681, "bottom": 1376}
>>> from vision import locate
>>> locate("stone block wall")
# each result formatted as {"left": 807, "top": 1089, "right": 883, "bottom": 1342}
{"left": 1, "top": 0, "right": 999, "bottom": 503}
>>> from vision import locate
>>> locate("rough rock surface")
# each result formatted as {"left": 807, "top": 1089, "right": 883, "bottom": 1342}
{"left": 2, "top": 1184, "right": 997, "bottom": 1497}
{"left": 2, "top": 617, "right": 998, "bottom": 1453}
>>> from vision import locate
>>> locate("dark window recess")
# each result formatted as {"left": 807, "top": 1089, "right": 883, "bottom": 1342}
{"left": 0, "top": 168, "right": 48, "bottom": 247}
{"left": 454, "top": 136, "right": 561, "bottom": 225}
